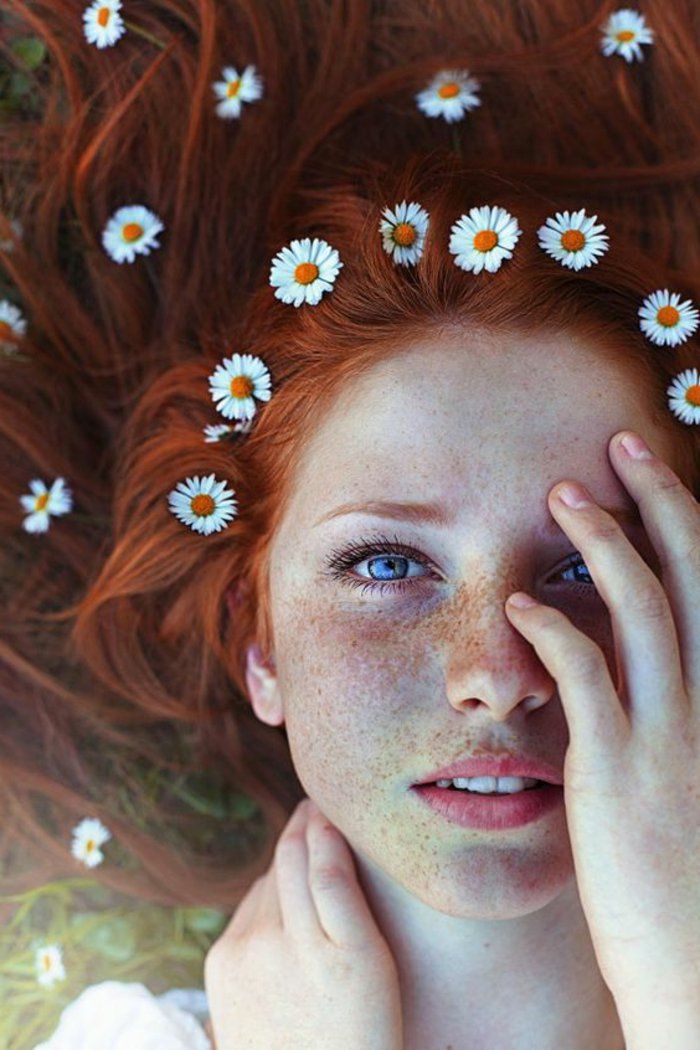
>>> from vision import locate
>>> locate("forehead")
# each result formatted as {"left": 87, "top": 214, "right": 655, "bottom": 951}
{"left": 282, "top": 329, "right": 665, "bottom": 528}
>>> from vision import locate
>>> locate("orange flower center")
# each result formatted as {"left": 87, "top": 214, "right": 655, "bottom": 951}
{"left": 473, "top": 229, "right": 498, "bottom": 252}
{"left": 561, "top": 229, "right": 585, "bottom": 252}
{"left": 122, "top": 223, "right": 144, "bottom": 243}
{"left": 656, "top": 305, "right": 680, "bottom": 327}
{"left": 97, "top": 7, "right": 111, "bottom": 26}
{"left": 393, "top": 222, "right": 416, "bottom": 246}
{"left": 230, "top": 374, "right": 254, "bottom": 398}
{"left": 616, "top": 30, "right": 635, "bottom": 42}
{"left": 438, "top": 82, "right": 460, "bottom": 99}
{"left": 686, "top": 384, "right": 700, "bottom": 406}
{"left": 226, "top": 79, "right": 241, "bottom": 98}
{"left": 294, "top": 261, "right": 319, "bottom": 285}
{"left": 35, "top": 493, "right": 49, "bottom": 511}
{"left": 190, "top": 494, "right": 216, "bottom": 516}
{"left": 0, "top": 321, "right": 15, "bottom": 342}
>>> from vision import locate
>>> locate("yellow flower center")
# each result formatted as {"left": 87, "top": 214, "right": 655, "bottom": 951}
{"left": 0, "top": 321, "right": 15, "bottom": 342}
{"left": 656, "top": 305, "right": 680, "bottom": 327}
{"left": 438, "top": 82, "right": 460, "bottom": 99}
{"left": 473, "top": 229, "right": 498, "bottom": 252}
{"left": 686, "top": 384, "right": 700, "bottom": 406}
{"left": 230, "top": 374, "right": 254, "bottom": 398}
{"left": 561, "top": 229, "right": 585, "bottom": 252}
{"left": 35, "top": 493, "right": 49, "bottom": 511}
{"left": 226, "top": 79, "right": 241, "bottom": 97}
{"left": 294, "top": 261, "right": 319, "bottom": 285}
{"left": 393, "top": 222, "right": 416, "bottom": 246}
{"left": 86, "top": 839, "right": 95, "bottom": 852}
{"left": 616, "top": 30, "right": 635, "bottom": 42}
{"left": 122, "top": 223, "right": 144, "bottom": 243}
{"left": 97, "top": 7, "right": 111, "bottom": 27}
{"left": 190, "top": 494, "right": 216, "bottom": 516}
{"left": 42, "top": 954, "right": 51, "bottom": 970}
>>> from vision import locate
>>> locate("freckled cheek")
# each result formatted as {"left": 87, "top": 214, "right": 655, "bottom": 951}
{"left": 272, "top": 604, "right": 435, "bottom": 798}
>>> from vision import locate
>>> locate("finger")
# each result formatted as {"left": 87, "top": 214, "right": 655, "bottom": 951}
{"left": 545, "top": 476, "right": 686, "bottom": 728}
{"left": 273, "top": 798, "right": 324, "bottom": 943}
{"left": 305, "top": 801, "right": 382, "bottom": 951}
{"left": 506, "top": 595, "right": 630, "bottom": 764}
{"left": 608, "top": 430, "right": 700, "bottom": 696}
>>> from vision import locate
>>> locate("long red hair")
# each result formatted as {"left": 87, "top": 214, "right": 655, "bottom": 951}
{"left": 1, "top": 0, "right": 698, "bottom": 908}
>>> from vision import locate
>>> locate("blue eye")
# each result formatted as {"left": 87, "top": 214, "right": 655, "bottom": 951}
{"left": 321, "top": 532, "right": 596, "bottom": 598}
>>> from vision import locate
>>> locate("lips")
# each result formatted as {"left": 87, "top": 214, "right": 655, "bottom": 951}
{"left": 413, "top": 752, "right": 564, "bottom": 787}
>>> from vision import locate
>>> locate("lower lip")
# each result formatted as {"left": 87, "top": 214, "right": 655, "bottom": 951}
{"left": 411, "top": 784, "right": 564, "bottom": 829}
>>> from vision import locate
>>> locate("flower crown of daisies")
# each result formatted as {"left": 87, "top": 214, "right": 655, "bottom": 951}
{"left": 7, "top": 5, "right": 699, "bottom": 539}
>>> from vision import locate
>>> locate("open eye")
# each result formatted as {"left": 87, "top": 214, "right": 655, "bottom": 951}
{"left": 321, "top": 533, "right": 596, "bottom": 598}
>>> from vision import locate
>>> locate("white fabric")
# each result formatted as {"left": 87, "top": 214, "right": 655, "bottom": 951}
{"left": 33, "top": 980, "right": 212, "bottom": 1049}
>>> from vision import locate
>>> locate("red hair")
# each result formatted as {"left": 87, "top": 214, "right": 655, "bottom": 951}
{"left": 1, "top": 0, "right": 698, "bottom": 907}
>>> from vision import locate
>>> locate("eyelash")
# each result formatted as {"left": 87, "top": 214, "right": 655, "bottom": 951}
{"left": 321, "top": 530, "right": 595, "bottom": 599}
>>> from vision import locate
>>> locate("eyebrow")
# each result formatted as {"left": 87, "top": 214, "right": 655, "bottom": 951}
{"left": 313, "top": 498, "right": 644, "bottom": 533}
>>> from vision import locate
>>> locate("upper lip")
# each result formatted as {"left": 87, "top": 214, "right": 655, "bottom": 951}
{"left": 413, "top": 751, "right": 564, "bottom": 786}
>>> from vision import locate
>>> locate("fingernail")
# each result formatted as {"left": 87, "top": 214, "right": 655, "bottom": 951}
{"left": 620, "top": 433, "right": 653, "bottom": 460}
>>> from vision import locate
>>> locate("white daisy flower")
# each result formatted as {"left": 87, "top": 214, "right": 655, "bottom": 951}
{"left": 101, "top": 204, "right": 164, "bottom": 264}
{"left": 448, "top": 205, "right": 522, "bottom": 275}
{"left": 0, "top": 218, "right": 23, "bottom": 252}
{"left": 415, "top": 68, "right": 482, "bottom": 124}
{"left": 212, "top": 64, "right": 264, "bottom": 119}
{"left": 35, "top": 944, "right": 67, "bottom": 988}
{"left": 537, "top": 208, "right": 609, "bottom": 271}
{"left": 70, "top": 817, "right": 112, "bottom": 868}
{"left": 0, "top": 299, "right": 27, "bottom": 353}
{"left": 269, "top": 237, "right": 343, "bottom": 307}
{"left": 600, "top": 8, "right": 654, "bottom": 63}
{"left": 168, "top": 473, "right": 238, "bottom": 535}
{"left": 19, "top": 477, "right": 73, "bottom": 534}
{"left": 667, "top": 368, "right": 700, "bottom": 426}
{"left": 82, "top": 0, "right": 126, "bottom": 50}
{"left": 638, "top": 288, "right": 699, "bottom": 348}
{"left": 208, "top": 353, "right": 272, "bottom": 421}
{"left": 203, "top": 419, "right": 253, "bottom": 442}
{"left": 379, "top": 200, "right": 430, "bottom": 266}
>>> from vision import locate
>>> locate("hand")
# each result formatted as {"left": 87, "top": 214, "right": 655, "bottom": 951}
{"left": 204, "top": 797, "right": 404, "bottom": 1050}
{"left": 504, "top": 429, "right": 700, "bottom": 1010}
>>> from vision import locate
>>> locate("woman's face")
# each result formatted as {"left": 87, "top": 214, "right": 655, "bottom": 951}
{"left": 247, "top": 326, "right": 676, "bottom": 917}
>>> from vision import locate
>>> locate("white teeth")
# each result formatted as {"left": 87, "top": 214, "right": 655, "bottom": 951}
{"left": 434, "top": 776, "right": 541, "bottom": 793}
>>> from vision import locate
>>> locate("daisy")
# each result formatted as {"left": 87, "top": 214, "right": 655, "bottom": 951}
{"left": 203, "top": 420, "right": 253, "bottom": 442}
{"left": 379, "top": 200, "right": 430, "bottom": 266}
{"left": 168, "top": 473, "right": 238, "bottom": 535}
{"left": 70, "top": 817, "right": 112, "bottom": 868}
{"left": 537, "top": 208, "right": 609, "bottom": 271}
{"left": 638, "top": 288, "right": 700, "bottom": 348}
{"left": 448, "top": 205, "right": 521, "bottom": 274}
{"left": 101, "top": 204, "right": 164, "bottom": 264}
{"left": 0, "top": 218, "right": 23, "bottom": 252}
{"left": 415, "top": 69, "right": 481, "bottom": 123}
{"left": 20, "top": 477, "right": 73, "bottom": 534}
{"left": 269, "top": 237, "right": 343, "bottom": 307}
{"left": 667, "top": 368, "right": 700, "bottom": 426}
{"left": 82, "top": 0, "right": 126, "bottom": 49}
{"left": 600, "top": 8, "right": 654, "bottom": 63}
{"left": 212, "top": 64, "right": 264, "bottom": 119}
{"left": 208, "top": 353, "right": 272, "bottom": 421}
{"left": 0, "top": 299, "right": 27, "bottom": 353}
{"left": 35, "top": 945, "right": 67, "bottom": 988}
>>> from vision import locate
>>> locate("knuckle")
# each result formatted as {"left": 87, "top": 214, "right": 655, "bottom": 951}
{"left": 308, "top": 861, "right": 347, "bottom": 892}
{"left": 588, "top": 516, "right": 620, "bottom": 543}
{"left": 567, "top": 641, "right": 605, "bottom": 680}
{"left": 275, "top": 831, "right": 305, "bottom": 862}
{"left": 627, "top": 585, "right": 669, "bottom": 621}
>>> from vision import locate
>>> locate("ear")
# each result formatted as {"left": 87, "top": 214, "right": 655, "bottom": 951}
{"left": 244, "top": 642, "right": 284, "bottom": 726}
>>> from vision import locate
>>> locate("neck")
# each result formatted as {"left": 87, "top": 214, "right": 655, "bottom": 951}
{"left": 351, "top": 850, "right": 626, "bottom": 1050}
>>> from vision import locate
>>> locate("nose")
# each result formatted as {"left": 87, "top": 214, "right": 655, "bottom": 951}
{"left": 442, "top": 594, "right": 558, "bottom": 719}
